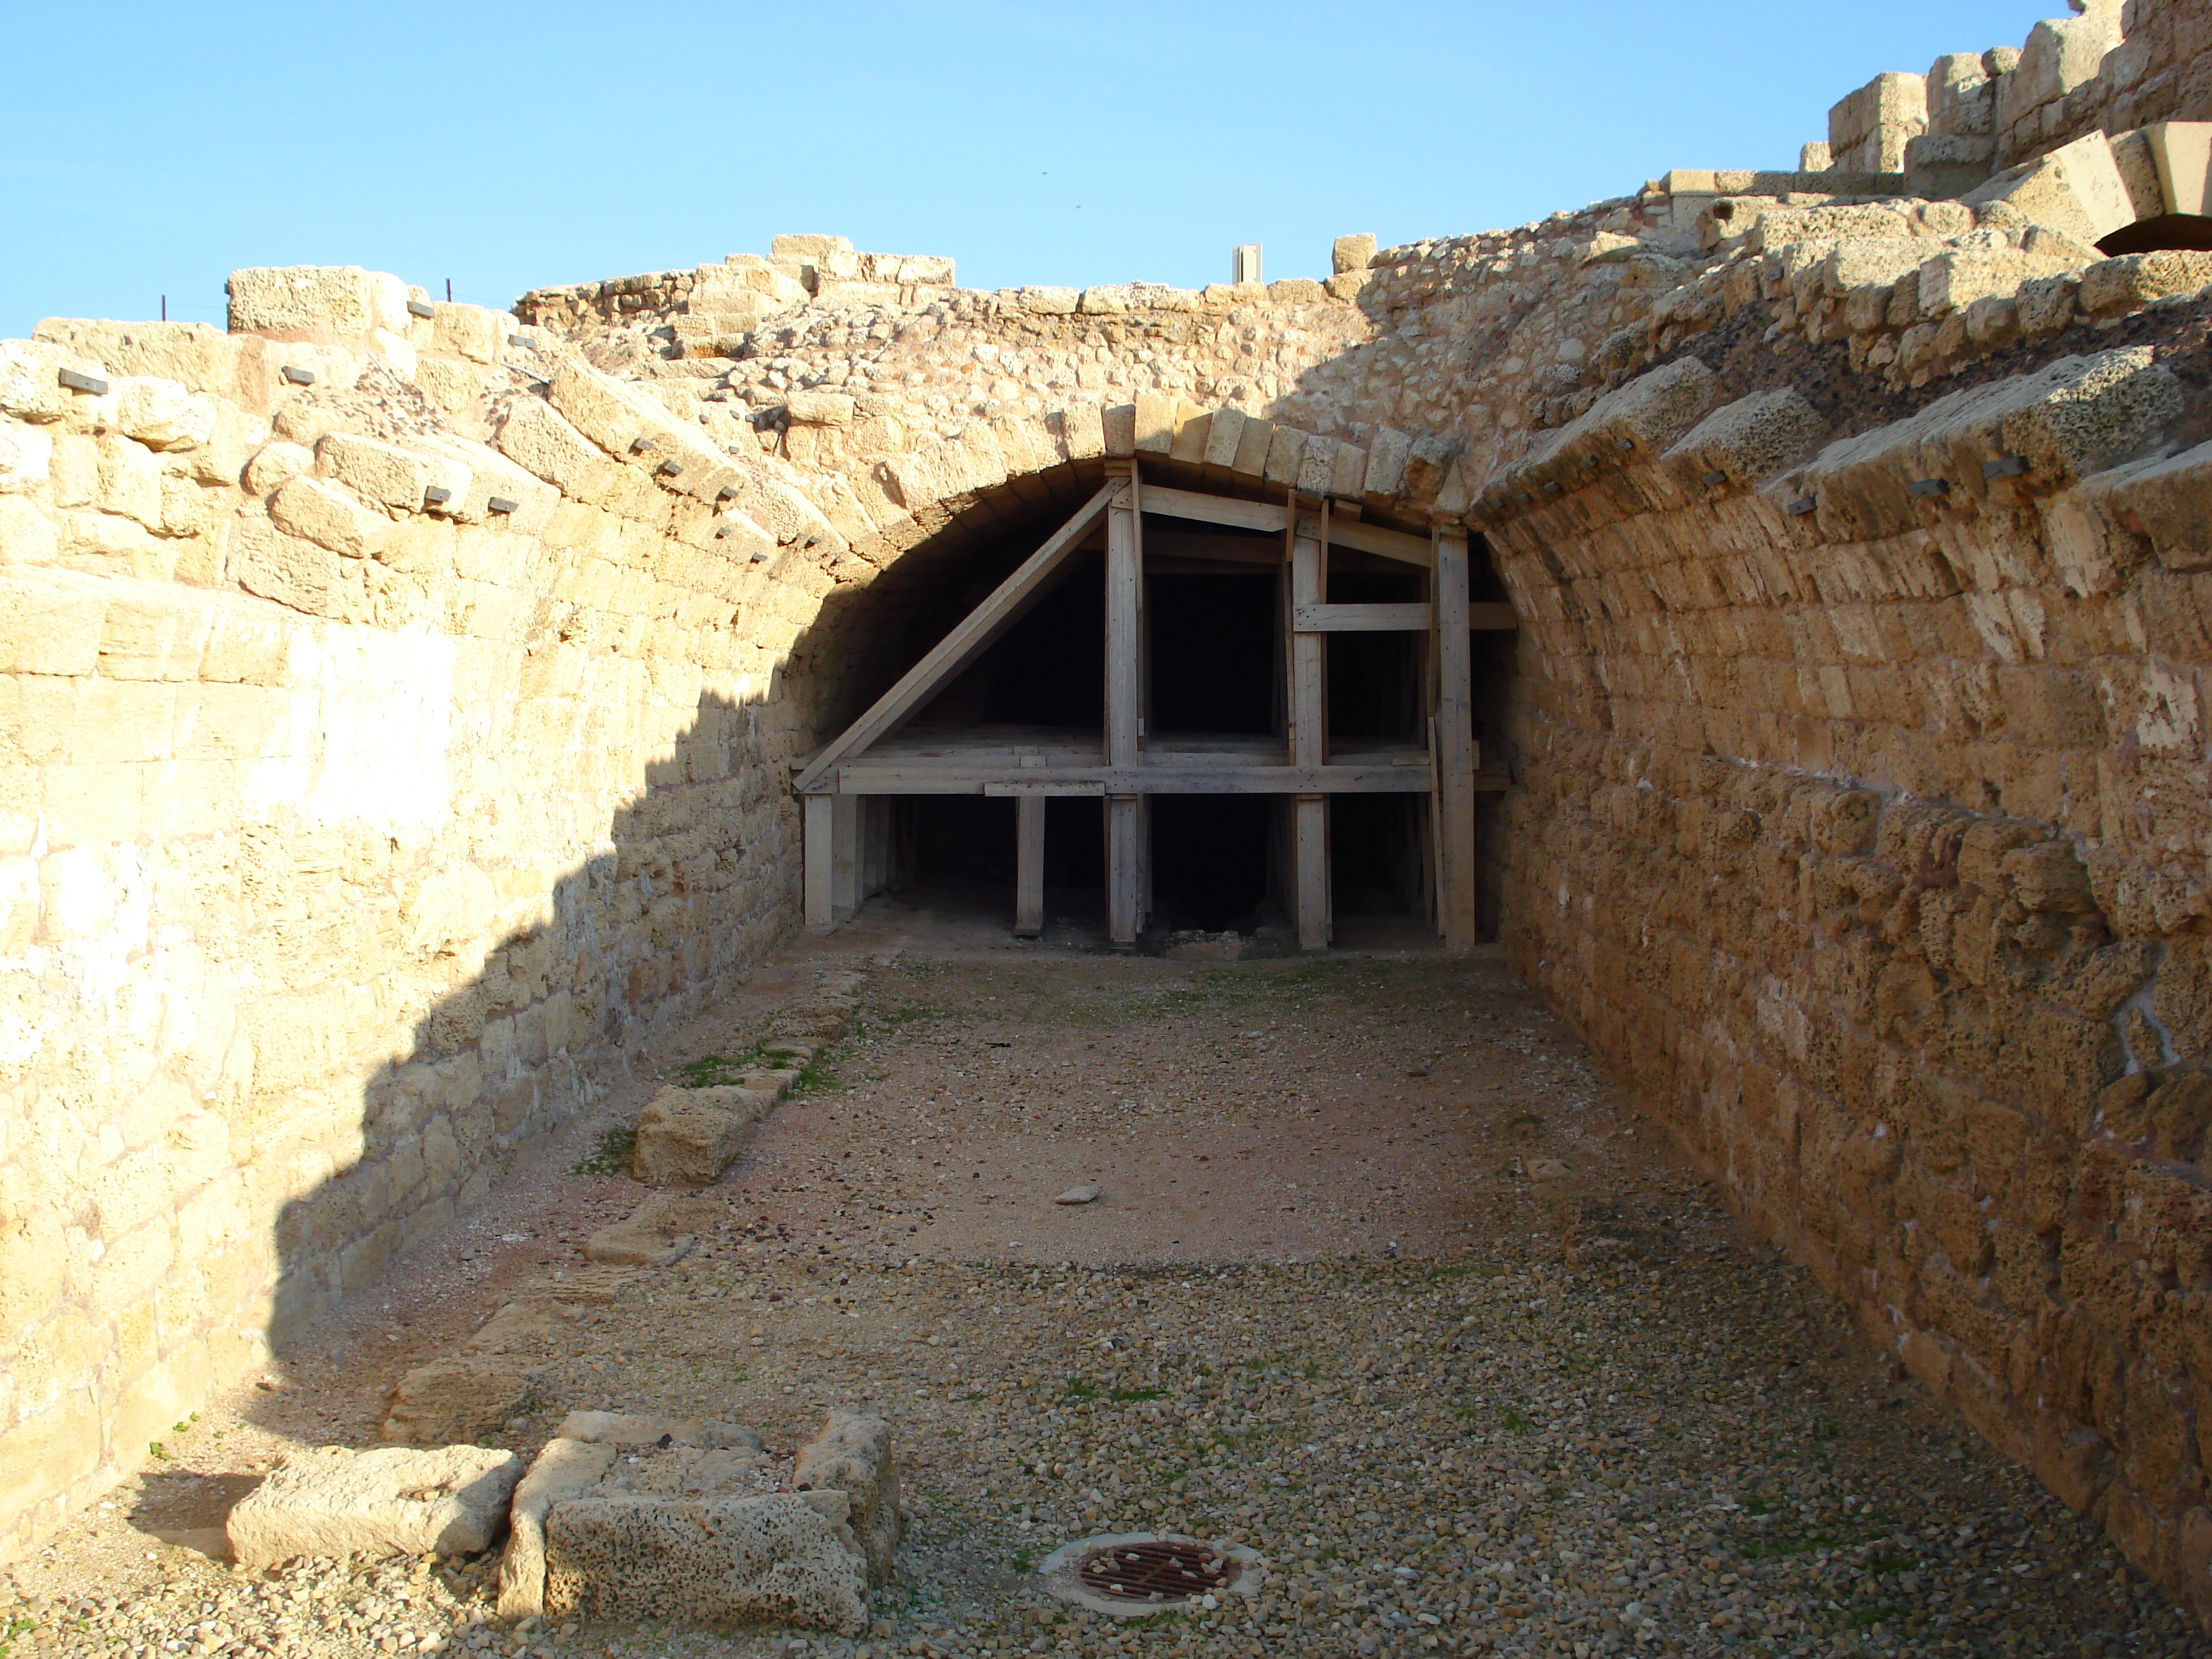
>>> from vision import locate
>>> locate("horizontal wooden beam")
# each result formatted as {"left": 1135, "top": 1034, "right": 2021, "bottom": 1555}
{"left": 1295, "top": 602, "right": 1431, "bottom": 632}
{"left": 1138, "top": 482, "right": 1285, "bottom": 535}
{"left": 1293, "top": 600, "right": 1520, "bottom": 631}
{"left": 1295, "top": 510, "right": 1431, "bottom": 567}
{"left": 1136, "top": 482, "right": 1433, "bottom": 567}
{"left": 808, "top": 763, "right": 1501, "bottom": 796}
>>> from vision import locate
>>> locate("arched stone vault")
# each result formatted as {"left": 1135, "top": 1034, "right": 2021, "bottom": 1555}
{"left": 3, "top": 11, "right": 2212, "bottom": 1627}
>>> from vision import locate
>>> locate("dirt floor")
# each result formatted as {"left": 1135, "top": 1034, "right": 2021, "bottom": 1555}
{"left": 1, "top": 892, "right": 2204, "bottom": 1659}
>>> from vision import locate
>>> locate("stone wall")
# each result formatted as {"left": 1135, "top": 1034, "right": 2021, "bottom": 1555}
{"left": 4, "top": 13, "right": 2212, "bottom": 1622}
{"left": 0, "top": 274, "right": 824, "bottom": 1555}
{"left": 1471, "top": 344, "right": 2212, "bottom": 1619}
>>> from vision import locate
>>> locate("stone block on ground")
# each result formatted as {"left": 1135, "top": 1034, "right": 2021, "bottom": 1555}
{"left": 583, "top": 1191, "right": 727, "bottom": 1267}
{"left": 498, "top": 1410, "right": 886, "bottom": 1632}
{"left": 793, "top": 1411, "right": 902, "bottom": 1586}
{"left": 379, "top": 1301, "right": 574, "bottom": 1445}
{"left": 631, "top": 1082, "right": 779, "bottom": 1185}
{"left": 228, "top": 1444, "right": 522, "bottom": 1569}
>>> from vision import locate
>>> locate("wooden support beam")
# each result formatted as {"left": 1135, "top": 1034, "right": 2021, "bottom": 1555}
{"left": 1434, "top": 531, "right": 1479, "bottom": 950}
{"left": 1295, "top": 794, "right": 1330, "bottom": 952}
{"left": 1289, "top": 498, "right": 1330, "bottom": 950}
{"left": 803, "top": 794, "right": 835, "bottom": 929}
{"left": 1136, "top": 481, "right": 1432, "bottom": 567}
{"left": 793, "top": 481, "right": 1119, "bottom": 793}
{"left": 830, "top": 794, "right": 860, "bottom": 920}
{"left": 1105, "top": 464, "right": 1144, "bottom": 770}
{"left": 1294, "top": 601, "right": 1431, "bottom": 632}
{"left": 1294, "top": 509, "right": 1432, "bottom": 567}
{"left": 1107, "top": 794, "right": 1147, "bottom": 943}
{"left": 1138, "top": 482, "right": 1285, "bottom": 535}
{"left": 1105, "top": 462, "right": 1146, "bottom": 943}
{"left": 826, "top": 763, "right": 1484, "bottom": 793}
{"left": 1014, "top": 794, "right": 1045, "bottom": 938}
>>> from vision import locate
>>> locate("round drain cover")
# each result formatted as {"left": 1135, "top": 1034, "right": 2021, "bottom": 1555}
{"left": 1036, "top": 1532, "right": 1265, "bottom": 1618}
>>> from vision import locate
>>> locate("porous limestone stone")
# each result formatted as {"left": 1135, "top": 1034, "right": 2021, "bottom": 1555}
{"left": 228, "top": 1445, "right": 523, "bottom": 1569}
{"left": 582, "top": 1190, "right": 724, "bottom": 1267}
{"left": 498, "top": 1411, "right": 883, "bottom": 1632}
{"left": 793, "top": 1410, "right": 901, "bottom": 1586}
{"left": 631, "top": 1083, "right": 781, "bottom": 1186}
{"left": 380, "top": 1302, "right": 575, "bottom": 1445}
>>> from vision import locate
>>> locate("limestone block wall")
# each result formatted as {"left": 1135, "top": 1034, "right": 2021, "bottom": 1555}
{"left": 0, "top": 274, "right": 841, "bottom": 1557}
{"left": 1472, "top": 349, "right": 2212, "bottom": 1617}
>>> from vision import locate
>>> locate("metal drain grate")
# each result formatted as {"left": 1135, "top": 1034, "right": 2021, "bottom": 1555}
{"left": 1076, "top": 1539, "right": 1241, "bottom": 1604}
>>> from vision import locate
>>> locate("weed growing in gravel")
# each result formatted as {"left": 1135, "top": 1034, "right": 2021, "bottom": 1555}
{"left": 0, "top": 1616, "right": 35, "bottom": 1658}
{"left": 1064, "top": 1377, "right": 1097, "bottom": 1398}
{"left": 1109, "top": 1385, "right": 1163, "bottom": 1402}
{"left": 572, "top": 1125, "right": 636, "bottom": 1176}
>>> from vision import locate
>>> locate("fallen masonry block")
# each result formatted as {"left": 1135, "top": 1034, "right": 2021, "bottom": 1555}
{"left": 497, "top": 1411, "right": 896, "bottom": 1632}
{"left": 380, "top": 1301, "right": 575, "bottom": 1445}
{"left": 631, "top": 1081, "right": 782, "bottom": 1185}
{"left": 583, "top": 1190, "right": 727, "bottom": 1267}
{"left": 792, "top": 1411, "right": 902, "bottom": 1586}
{"left": 228, "top": 1444, "right": 522, "bottom": 1570}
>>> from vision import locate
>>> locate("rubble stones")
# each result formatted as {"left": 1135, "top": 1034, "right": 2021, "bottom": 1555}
{"left": 226, "top": 1445, "right": 523, "bottom": 1570}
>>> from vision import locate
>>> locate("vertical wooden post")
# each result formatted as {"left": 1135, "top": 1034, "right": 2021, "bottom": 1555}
{"left": 1294, "top": 794, "right": 1329, "bottom": 952}
{"left": 1015, "top": 794, "right": 1046, "bottom": 938}
{"left": 1287, "top": 495, "right": 1331, "bottom": 950}
{"left": 803, "top": 793, "right": 835, "bottom": 930}
{"left": 1105, "top": 462, "right": 1146, "bottom": 943}
{"left": 1434, "top": 531, "right": 1478, "bottom": 949}
{"left": 831, "top": 794, "right": 861, "bottom": 921}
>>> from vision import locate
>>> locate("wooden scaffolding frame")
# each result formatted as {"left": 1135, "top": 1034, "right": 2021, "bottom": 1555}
{"left": 795, "top": 461, "right": 1511, "bottom": 948}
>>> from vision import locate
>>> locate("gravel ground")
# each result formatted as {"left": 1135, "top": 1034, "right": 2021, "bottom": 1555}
{"left": 2, "top": 929, "right": 2203, "bottom": 1659}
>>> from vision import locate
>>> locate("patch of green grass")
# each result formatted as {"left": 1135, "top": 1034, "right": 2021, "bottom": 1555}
{"left": 1743, "top": 1495, "right": 1776, "bottom": 1516}
{"left": 1, "top": 1615, "right": 38, "bottom": 1658}
{"left": 678, "top": 1041, "right": 804, "bottom": 1088}
{"left": 792, "top": 1058, "right": 840, "bottom": 1096}
{"left": 1110, "top": 1386, "right": 1164, "bottom": 1403}
{"left": 572, "top": 1125, "right": 637, "bottom": 1177}
{"left": 1012, "top": 1548, "right": 1035, "bottom": 1574}
{"left": 1867, "top": 1552, "right": 1920, "bottom": 1575}
{"left": 1064, "top": 1377, "right": 1097, "bottom": 1399}
{"left": 148, "top": 1442, "right": 168, "bottom": 1460}
{"left": 1500, "top": 1408, "right": 1534, "bottom": 1434}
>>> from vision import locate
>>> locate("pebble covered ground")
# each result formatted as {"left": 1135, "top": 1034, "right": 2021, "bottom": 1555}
{"left": 1, "top": 929, "right": 2203, "bottom": 1659}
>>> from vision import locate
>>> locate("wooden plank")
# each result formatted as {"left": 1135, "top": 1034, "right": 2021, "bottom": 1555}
{"left": 1014, "top": 794, "right": 1045, "bottom": 938}
{"left": 1294, "top": 794, "right": 1330, "bottom": 950}
{"left": 1140, "top": 482, "right": 1432, "bottom": 566}
{"left": 1295, "top": 509, "right": 1431, "bottom": 566}
{"left": 1106, "top": 464, "right": 1143, "bottom": 768}
{"left": 1294, "top": 601, "right": 1431, "bottom": 632}
{"left": 835, "top": 764, "right": 1437, "bottom": 794}
{"left": 1138, "top": 482, "right": 1287, "bottom": 534}
{"left": 793, "top": 481, "right": 1119, "bottom": 792}
{"left": 1434, "top": 531, "right": 1479, "bottom": 950}
{"left": 1288, "top": 517, "right": 1325, "bottom": 768}
{"left": 1468, "top": 601, "right": 1519, "bottom": 631}
{"left": 1107, "top": 794, "right": 1146, "bottom": 943}
{"left": 803, "top": 793, "right": 835, "bottom": 928}
{"left": 830, "top": 795, "right": 860, "bottom": 922}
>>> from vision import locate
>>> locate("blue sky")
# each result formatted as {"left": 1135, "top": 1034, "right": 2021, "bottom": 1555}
{"left": 1, "top": 1, "right": 2064, "bottom": 338}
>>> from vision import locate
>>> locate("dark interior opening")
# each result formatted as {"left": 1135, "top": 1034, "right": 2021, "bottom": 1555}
{"left": 1327, "top": 569, "right": 1425, "bottom": 742}
{"left": 1151, "top": 796, "right": 1272, "bottom": 930}
{"left": 915, "top": 550, "right": 1105, "bottom": 729}
{"left": 2096, "top": 214, "right": 2212, "bottom": 256}
{"left": 1148, "top": 573, "right": 1278, "bottom": 735}
{"left": 1331, "top": 794, "right": 1426, "bottom": 916}
{"left": 909, "top": 796, "right": 1015, "bottom": 884}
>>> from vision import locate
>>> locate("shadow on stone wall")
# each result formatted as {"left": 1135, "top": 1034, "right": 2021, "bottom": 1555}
{"left": 248, "top": 473, "right": 1102, "bottom": 1408}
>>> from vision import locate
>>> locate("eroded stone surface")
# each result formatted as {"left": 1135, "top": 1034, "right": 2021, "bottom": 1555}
{"left": 226, "top": 1446, "right": 522, "bottom": 1570}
